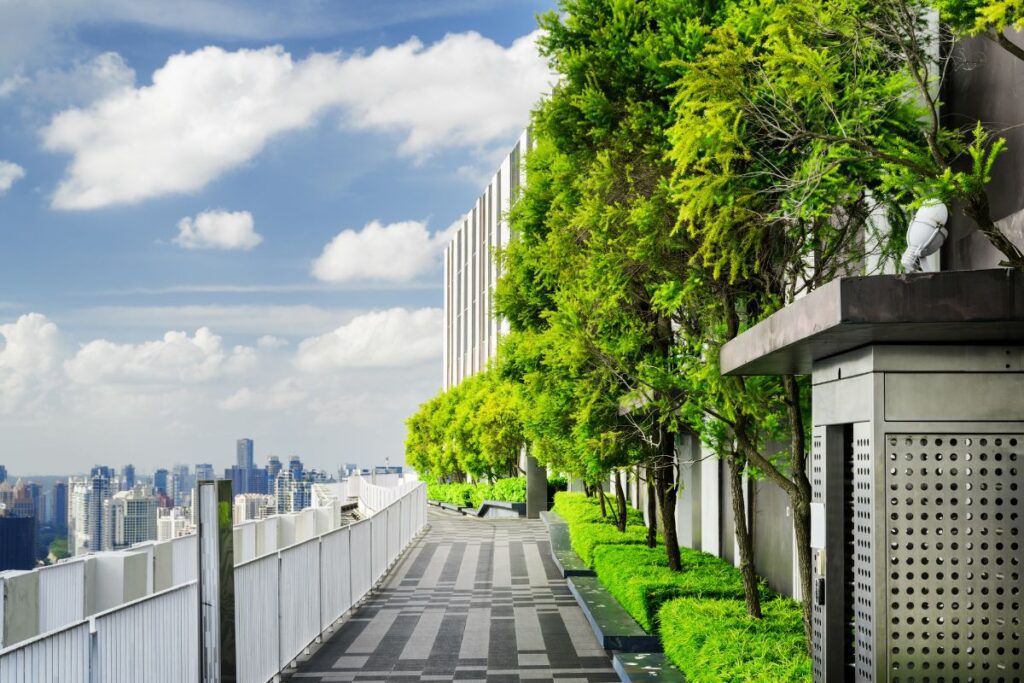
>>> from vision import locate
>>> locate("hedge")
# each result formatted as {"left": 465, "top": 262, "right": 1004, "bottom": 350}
{"left": 591, "top": 544, "right": 769, "bottom": 633}
{"left": 658, "top": 597, "right": 812, "bottom": 682}
{"left": 428, "top": 477, "right": 527, "bottom": 508}
{"left": 552, "top": 491, "right": 645, "bottom": 527}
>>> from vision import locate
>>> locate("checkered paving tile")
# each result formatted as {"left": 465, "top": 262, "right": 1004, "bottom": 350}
{"left": 288, "top": 508, "right": 618, "bottom": 682}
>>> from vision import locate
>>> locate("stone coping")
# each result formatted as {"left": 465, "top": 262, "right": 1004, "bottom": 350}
{"left": 720, "top": 269, "right": 1024, "bottom": 376}
{"left": 613, "top": 652, "right": 687, "bottom": 682}
{"left": 567, "top": 576, "right": 661, "bottom": 653}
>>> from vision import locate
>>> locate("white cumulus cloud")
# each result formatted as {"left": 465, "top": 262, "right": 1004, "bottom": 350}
{"left": 173, "top": 209, "right": 263, "bottom": 250}
{"left": 0, "top": 161, "right": 26, "bottom": 194}
{"left": 41, "top": 33, "right": 552, "bottom": 210}
{"left": 311, "top": 219, "right": 454, "bottom": 283}
{"left": 220, "top": 379, "right": 306, "bottom": 411}
{"left": 0, "top": 313, "right": 62, "bottom": 413}
{"left": 65, "top": 327, "right": 257, "bottom": 384}
{"left": 296, "top": 307, "right": 441, "bottom": 370}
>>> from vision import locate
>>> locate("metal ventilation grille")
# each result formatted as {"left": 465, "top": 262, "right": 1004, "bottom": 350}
{"left": 886, "top": 433, "right": 1023, "bottom": 683}
{"left": 812, "top": 429, "right": 825, "bottom": 680}
{"left": 854, "top": 424, "right": 874, "bottom": 681}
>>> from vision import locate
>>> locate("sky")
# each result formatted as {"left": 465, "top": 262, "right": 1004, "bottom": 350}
{"left": 0, "top": 0, "right": 557, "bottom": 477}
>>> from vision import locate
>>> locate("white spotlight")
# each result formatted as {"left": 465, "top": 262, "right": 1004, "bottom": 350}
{"left": 900, "top": 200, "right": 948, "bottom": 273}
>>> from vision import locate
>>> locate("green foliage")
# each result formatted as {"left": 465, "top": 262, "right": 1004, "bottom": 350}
{"left": 593, "top": 544, "right": 768, "bottom": 632}
{"left": 547, "top": 474, "right": 568, "bottom": 491}
{"left": 427, "top": 482, "right": 477, "bottom": 508}
{"left": 552, "top": 491, "right": 644, "bottom": 526}
{"left": 934, "top": 0, "right": 1023, "bottom": 35}
{"left": 659, "top": 598, "right": 812, "bottom": 682}
{"left": 406, "top": 370, "right": 526, "bottom": 482}
{"left": 552, "top": 492, "right": 649, "bottom": 564}
{"left": 428, "top": 477, "right": 528, "bottom": 508}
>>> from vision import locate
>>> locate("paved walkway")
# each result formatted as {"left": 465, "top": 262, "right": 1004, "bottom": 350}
{"left": 290, "top": 508, "right": 619, "bottom": 682}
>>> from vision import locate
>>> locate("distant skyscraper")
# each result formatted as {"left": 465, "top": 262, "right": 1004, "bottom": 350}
{"left": 153, "top": 469, "right": 169, "bottom": 495}
{"left": 90, "top": 465, "right": 114, "bottom": 479}
{"left": 87, "top": 473, "right": 111, "bottom": 552}
{"left": 122, "top": 464, "right": 135, "bottom": 490}
{"left": 52, "top": 482, "right": 68, "bottom": 534}
{"left": 170, "top": 465, "right": 190, "bottom": 506}
{"left": 0, "top": 464, "right": 7, "bottom": 484}
{"left": 0, "top": 514, "right": 35, "bottom": 570}
{"left": 237, "top": 438, "right": 254, "bottom": 470}
{"left": 195, "top": 463, "right": 214, "bottom": 481}
{"left": 288, "top": 455, "right": 304, "bottom": 480}
{"left": 111, "top": 486, "right": 157, "bottom": 548}
{"left": 266, "top": 456, "right": 282, "bottom": 482}
{"left": 233, "top": 493, "right": 276, "bottom": 524}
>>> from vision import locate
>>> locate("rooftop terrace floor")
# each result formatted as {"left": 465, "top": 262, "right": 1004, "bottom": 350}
{"left": 288, "top": 508, "right": 619, "bottom": 682}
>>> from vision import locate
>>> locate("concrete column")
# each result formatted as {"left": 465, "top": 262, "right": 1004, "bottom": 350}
{"left": 525, "top": 456, "right": 548, "bottom": 519}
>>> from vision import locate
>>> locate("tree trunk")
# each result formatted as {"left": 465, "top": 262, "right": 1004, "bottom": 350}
{"left": 614, "top": 470, "right": 627, "bottom": 532}
{"left": 728, "top": 449, "right": 762, "bottom": 618}
{"left": 654, "top": 428, "right": 682, "bottom": 571}
{"left": 645, "top": 466, "right": 658, "bottom": 548}
{"left": 784, "top": 375, "right": 814, "bottom": 653}
{"left": 598, "top": 481, "right": 607, "bottom": 518}
{"left": 965, "top": 190, "right": 1024, "bottom": 269}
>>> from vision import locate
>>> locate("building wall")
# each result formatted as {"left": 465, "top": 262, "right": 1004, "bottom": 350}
{"left": 443, "top": 130, "right": 527, "bottom": 389}
{"left": 944, "top": 30, "right": 1024, "bottom": 269}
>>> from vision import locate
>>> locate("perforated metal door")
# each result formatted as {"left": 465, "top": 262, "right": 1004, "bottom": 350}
{"left": 885, "top": 433, "right": 1023, "bottom": 683}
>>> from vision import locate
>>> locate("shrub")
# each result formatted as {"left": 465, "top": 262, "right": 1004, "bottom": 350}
{"left": 429, "top": 478, "right": 527, "bottom": 508}
{"left": 658, "top": 598, "right": 812, "bottom": 682}
{"left": 547, "top": 474, "right": 568, "bottom": 491}
{"left": 552, "top": 491, "right": 644, "bottom": 527}
{"left": 569, "top": 520, "right": 650, "bottom": 566}
{"left": 592, "top": 544, "right": 769, "bottom": 632}
{"left": 427, "top": 482, "right": 476, "bottom": 507}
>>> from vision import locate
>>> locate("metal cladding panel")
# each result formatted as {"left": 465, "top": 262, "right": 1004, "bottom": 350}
{"left": 371, "top": 515, "right": 388, "bottom": 582}
{"left": 37, "top": 561, "right": 86, "bottom": 634}
{"left": 349, "top": 520, "right": 372, "bottom": 602}
{"left": 852, "top": 423, "right": 875, "bottom": 681}
{"left": 387, "top": 507, "right": 400, "bottom": 565}
{"left": 884, "top": 432, "right": 1023, "bottom": 681}
{"left": 234, "top": 555, "right": 279, "bottom": 683}
{"left": 0, "top": 621, "right": 89, "bottom": 683}
{"left": 93, "top": 583, "right": 199, "bottom": 683}
{"left": 279, "top": 540, "right": 321, "bottom": 666}
{"left": 171, "top": 534, "right": 197, "bottom": 586}
{"left": 319, "top": 527, "right": 352, "bottom": 630}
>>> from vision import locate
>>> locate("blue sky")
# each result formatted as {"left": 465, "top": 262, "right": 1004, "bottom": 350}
{"left": 0, "top": 0, "right": 556, "bottom": 476}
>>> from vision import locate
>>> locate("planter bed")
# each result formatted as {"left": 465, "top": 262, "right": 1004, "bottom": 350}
{"left": 567, "top": 575, "right": 660, "bottom": 653}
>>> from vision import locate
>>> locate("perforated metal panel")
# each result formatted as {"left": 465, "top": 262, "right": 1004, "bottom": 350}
{"left": 885, "top": 433, "right": 1023, "bottom": 683}
{"left": 853, "top": 423, "right": 875, "bottom": 681}
{"left": 812, "top": 428, "right": 825, "bottom": 680}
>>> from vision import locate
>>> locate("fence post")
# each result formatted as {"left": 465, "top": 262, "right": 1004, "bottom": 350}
{"left": 197, "top": 479, "right": 236, "bottom": 683}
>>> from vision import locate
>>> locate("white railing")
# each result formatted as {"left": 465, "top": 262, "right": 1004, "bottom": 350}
{"left": 0, "top": 483, "right": 428, "bottom": 683}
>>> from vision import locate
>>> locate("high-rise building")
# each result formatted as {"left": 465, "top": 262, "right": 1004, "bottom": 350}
{"left": 442, "top": 130, "right": 526, "bottom": 389}
{"left": 90, "top": 465, "right": 114, "bottom": 479}
{"left": 122, "top": 464, "right": 135, "bottom": 490}
{"left": 233, "top": 493, "right": 276, "bottom": 524}
{"left": 266, "top": 456, "right": 282, "bottom": 482}
{"left": 237, "top": 438, "right": 254, "bottom": 470}
{"left": 0, "top": 464, "right": 7, "bottom": 484}
{"left": 0, "top": 513, "right": 35, "bottom": 570}
{"left": 52, "top": 481, "right": 68, "bottom": 534}
{"left": 195, "top": 463, "right": 214, "bottom": 482}
{"left": 156, "top": 507, "right": 193, "bottom": 541}
{"left": 287, "top": 455, "right": 303, "bottom": 480}
{"left": 169, "top": 465, "right": 190, "bottom": 506}
{"left": 86, "top": 473, "right": 111, "bottom": 553}
{"left": 153, "top": 469, "right": 169, "bottom": 495}
{"left": 111, "top": 486, "right": 157, "bottom": 548}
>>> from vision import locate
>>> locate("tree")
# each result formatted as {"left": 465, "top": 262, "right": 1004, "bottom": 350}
{"left": 935, "top": 0, "right": 1024, "bottom": 61}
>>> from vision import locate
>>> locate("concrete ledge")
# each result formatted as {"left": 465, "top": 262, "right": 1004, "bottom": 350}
{"left": 548, "top": 523, "right": 595, "bottom": 578}
{"left": 613, "top": 653, "right": 687, "bottom": 682}
{"left": 567, "top": 576, "right": 660, "bottom": 653}
{"left": 471, "top": 500, "right": 526, "bottom": 518}
{"left": 539, "top": 510, "right": 567, "bottom": 529}
{"left": 721, "top": 269, "right": 1024, "bottom": 376}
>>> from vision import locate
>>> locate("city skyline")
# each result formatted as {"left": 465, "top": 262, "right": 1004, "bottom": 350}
{"left": 0, "top": 0, "right": 556, "bottom": 474}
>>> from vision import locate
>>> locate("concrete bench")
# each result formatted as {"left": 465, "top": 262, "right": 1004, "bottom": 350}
{"left": 612, "top": 652, "right": 687, "bottom": 682}
{"left": 567, "top": 576, "right": 660, "bottom": 652}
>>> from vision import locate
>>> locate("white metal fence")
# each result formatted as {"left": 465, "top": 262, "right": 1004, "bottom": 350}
{"left": 0, "top": 483, "right": 427, "bottom": 683}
